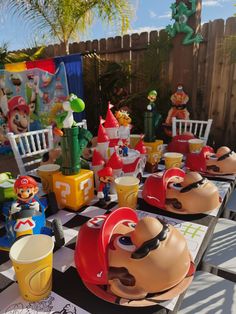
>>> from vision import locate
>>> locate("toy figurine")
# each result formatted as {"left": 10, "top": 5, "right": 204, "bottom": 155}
{"left": 122, "top": 139, "right": 129, "bottom": 157}
{"left": 54, "top": 93, "right": 85, "bottom": 136}
{"left": 186, "top": 146, "right": 236, "bottom": 175}
{"left": 144, "top": 90, "right": 162, "bottom": 142}
{"left": 11, "top": 176, "right": 40, "bottom": 214}
{"left": 142, "top": 168, "right": 221, "bottom": 214}
{"left": 115, "top": 110, "right": 132, "bottom": 143}
{"left": 75, "top": 207, "right": 194, "bottom": 302}
{"left": 166, "top": 0, "right": 203, "bottom": 45}
{"left": 52, "top": 94, "right": 92, "bottom": 175}
{"left": 97, "top": 166, "right": 114, "bottom": 206}
{"left": 164, "top": 85, "right": 190, "bottom": 136}
{"left": 0, "top": 175, "right": 65, "bottom": 251}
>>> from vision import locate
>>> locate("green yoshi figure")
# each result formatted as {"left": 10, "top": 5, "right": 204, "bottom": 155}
{"left": 166, "top": 0, "right": 203, "bottom": 45}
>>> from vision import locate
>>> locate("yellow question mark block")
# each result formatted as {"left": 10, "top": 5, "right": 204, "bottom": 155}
{"left": 144, "top": 140, "right": 163, "bottom": 153}
{"left": 52, "top": 169, "right": 94, "bottom": 211}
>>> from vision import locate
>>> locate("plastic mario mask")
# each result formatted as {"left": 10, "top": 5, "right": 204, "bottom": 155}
{"left": 142, "top": 168, "right": 220, "bottom": 214}
{"left": 75, "top": 207, "right": 194, "bottom": 301}
{"left": 186, "top": 146, "right": 236, "bottom": 175}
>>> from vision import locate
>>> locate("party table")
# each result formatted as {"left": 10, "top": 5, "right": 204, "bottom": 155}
{"left": 0, "top": 173, "right": 235, "bottom": 314}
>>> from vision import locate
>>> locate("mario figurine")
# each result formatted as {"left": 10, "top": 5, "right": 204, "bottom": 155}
{"left": 11, "top": 176, "right": 40, "bottom": 214}
{"left": 97, "top": 166, "right": 114, "bottom": 206}
{"left": 122, "top": 139, "right": 129, "bottom": 157}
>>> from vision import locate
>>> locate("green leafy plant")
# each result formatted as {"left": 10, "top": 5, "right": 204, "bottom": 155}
{"left": 1, "top": 0, "right": 134, "bottom": 55}
{"left": 0, "top": 42, "right": 45, "bottom": 64}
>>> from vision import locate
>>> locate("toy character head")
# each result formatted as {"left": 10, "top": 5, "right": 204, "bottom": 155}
{"left": 63, "top": 94, "right": 85, "bottom": 113}
{"left": 186, "top": 146, "right": 236, "bottom": 175}
{"left": 206, "top": 146, "right": 236, "bottom": 174}
{"left": 7, "top": 96, "right": 29, "bottom": 133}
{"left": 98, "top": 166, "right": 113, "bottom": 183}
{"left": 142, "top": 168, "right": 220, "bottom": 214}
{"left": 75, "top": 207, "right": 194, "bottom": 300}
{"left": 166, "top": 171, "right": 220, "bottom": 214}
{"left": 14, "top": 176, "right": 38, "bottom": 203}
{"left": 147, "top": 90, "right": 157, "bottom": 103}
{"left": 10, "top": 73, "right": 22, "bottom": 87}
{"left": 115, "top": 110, "right": 132, "bottom": 127}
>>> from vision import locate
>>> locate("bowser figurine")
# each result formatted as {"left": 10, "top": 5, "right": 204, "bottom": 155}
{"left": 97, "top": 167, "right": 114, "bottom": 206}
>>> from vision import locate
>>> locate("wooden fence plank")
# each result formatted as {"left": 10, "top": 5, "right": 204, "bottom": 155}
{"left": 131, "top": 32, "right": 149, "bottom": 93}
{"left": 15, "top": 18, "right": 236, "bottom": 148}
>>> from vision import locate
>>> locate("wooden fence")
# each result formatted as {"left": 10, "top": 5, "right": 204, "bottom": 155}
{"left": 41, "top": 17, "right": 236, "bottom": 149}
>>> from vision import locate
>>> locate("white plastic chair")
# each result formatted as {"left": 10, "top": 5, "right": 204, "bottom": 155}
{"left": 7, "top": 126, "right": 54, "bottom": 176}
{"left": 172, "top": 117, "right": 213, "bottom": 144}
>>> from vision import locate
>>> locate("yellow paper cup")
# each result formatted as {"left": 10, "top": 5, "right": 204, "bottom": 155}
{"left": 188, "top": 139, "right": 204, "bottom": 153}
{"left": 115, "top": 176, "right": 140, "bottom": 209}
{"left": 164, "top": 152, "right": 183, "bottom": 169}
{"left": 10, "top": 235, "right": 54, "bottom": 302}
{"left": 37, "top": 164, "right": 60, "bottom": 193}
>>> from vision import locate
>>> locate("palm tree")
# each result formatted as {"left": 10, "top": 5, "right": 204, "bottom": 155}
{"left": 0, "top": 42, "right": 44, "bottom": 64}
{"left": 1, "top": 0, "right": 134, "bottom": 55}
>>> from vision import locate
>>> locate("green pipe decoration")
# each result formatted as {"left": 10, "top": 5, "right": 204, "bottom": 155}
{"left": 55, "top": 94, "right": 93, "bottom": 175}
{"left": 166, "top": 0, "right": 203, "bottom": 45}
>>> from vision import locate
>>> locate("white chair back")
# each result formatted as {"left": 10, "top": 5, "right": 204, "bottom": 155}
{"left": 172, "top": 117, "right": 212, "bottom": 144}
{"left": 7, "top": 126, "right": 54, "bottom": 176}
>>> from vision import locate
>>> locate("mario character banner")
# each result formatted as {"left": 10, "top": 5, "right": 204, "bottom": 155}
{"left": 0, "top": 62, "right": 68, "bottom": 147}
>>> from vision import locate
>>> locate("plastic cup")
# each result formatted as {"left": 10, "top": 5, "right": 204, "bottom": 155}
{"left": 37, "top": 164, "right": 60, "bottom": 193}
{"left": 115, "top": 176, "right": 140, "bottom": 209}
{"left": 9, "top": 235, "right": 54, "bottom": 302}
{"left": 164, "top": 152, "right": 183, "bottom": 169}
{"left": 188, "top": 139, "right": 204, "bottom": 153}
{"left": 129, "top": 134, "right": 141, "bottom": 149}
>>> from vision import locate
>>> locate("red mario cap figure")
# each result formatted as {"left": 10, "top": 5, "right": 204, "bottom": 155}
{"left": 14, "top": 175, "right": 39, "bottom": 204}
{"left": 8, "top": 96, "right": 29, "bottom": 115}
{"left": 97, "top": 166, "right": 113, "bottom": 206}
{"left": 14, "top": 176, "right": 38, "bottom": 189}
{"left": 97, "top": 166, "right": 113, "bottom": 178}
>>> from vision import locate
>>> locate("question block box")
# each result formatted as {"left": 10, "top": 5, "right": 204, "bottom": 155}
{"left": 52, "top": 169, "right": 94, "bottom": 211}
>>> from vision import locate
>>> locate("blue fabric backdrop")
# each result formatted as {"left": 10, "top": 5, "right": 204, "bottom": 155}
{"left": 54, "top": 54, "right": 85, "bottom": 121}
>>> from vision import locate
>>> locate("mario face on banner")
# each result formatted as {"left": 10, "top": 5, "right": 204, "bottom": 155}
{"left": 7, "top": 96, "right": 30, "bottom": 133}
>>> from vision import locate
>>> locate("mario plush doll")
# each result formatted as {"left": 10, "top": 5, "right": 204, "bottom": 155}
{"left": 97, "top": 166, "right": 113, "bottom": 206}
{"left": 11, "top": 176, "right": 40, "bottom": 214}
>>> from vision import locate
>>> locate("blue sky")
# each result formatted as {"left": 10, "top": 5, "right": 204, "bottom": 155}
{"left": 0, "top": 0, "right": 234, "bottom": 51}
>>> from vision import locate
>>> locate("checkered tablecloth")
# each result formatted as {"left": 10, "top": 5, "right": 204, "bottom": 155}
{"left": 0, "top": 175, "right": 233, "bottom": 314}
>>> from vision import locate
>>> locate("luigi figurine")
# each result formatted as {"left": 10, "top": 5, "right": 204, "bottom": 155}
{"left": 97, "top": 167, "right": 114, "bottom": 207}
{"left": 144, "top": 90, "right": 162, "bottom": 142}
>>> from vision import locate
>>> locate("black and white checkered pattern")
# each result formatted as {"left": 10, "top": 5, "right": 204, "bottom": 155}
{"left": 0, "top": 174, "right": 234, "bottom": 314}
